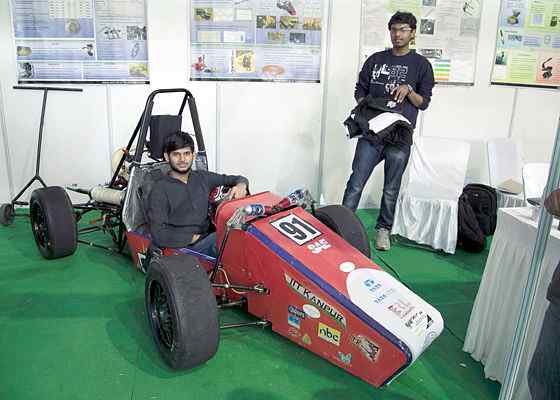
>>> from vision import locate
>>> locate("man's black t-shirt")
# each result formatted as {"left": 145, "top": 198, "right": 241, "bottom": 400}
{"left": 355, "top": 49, "right": 435, "bottom": 133}
{"left": 147, "top": 170, "right": 248, "bottom": 248}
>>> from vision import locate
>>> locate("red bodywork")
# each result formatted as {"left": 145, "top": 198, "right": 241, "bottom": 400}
{"left": 127, "top": 192, "right": 416, "bottom": 387}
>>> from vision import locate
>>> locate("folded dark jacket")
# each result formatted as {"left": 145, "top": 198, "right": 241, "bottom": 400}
{"left": 344, "top": 95, "right": 413, "bottom": 145}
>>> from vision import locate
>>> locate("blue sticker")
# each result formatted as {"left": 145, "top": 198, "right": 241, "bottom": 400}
{"left": 288, "top": 314, "right": 301, "bottom": 329}
{"left": 338, "top": 352, "right": 352, "bottom": 365}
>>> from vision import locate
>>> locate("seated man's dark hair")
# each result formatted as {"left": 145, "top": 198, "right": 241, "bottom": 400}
{"left": 163, "top": 131, "right": 195, "bottom": 154}
{"left": 388, "top": 11, "right": 417, "bottom": 30}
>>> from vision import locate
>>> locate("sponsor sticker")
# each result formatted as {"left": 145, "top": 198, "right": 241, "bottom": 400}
{"left": 405, "top": 311, "right": 434, "bottom": 336}
{"left": 388, "top": 299, "right": 415, "bottom": 320}
{"left": 288, "top": 327, "right": 301, "bottom": 338}
{"left": 285, "top": 273, "right": 347, "bottom": 329}
{"left": 339, "top": 261, "right": 356, "bottom": 273}
{"left": 307, "top": 238, "right": 331, "bottom": 254}
{"left": 423, "top": 331, "right": 437, "bottom": 348}
{"left": 271, "top": 214, "right": 321, "bottom": 245}
{"left": 351, "top": 334, "right": 381, "bottom": 363}
{"left": 318, "top": 322, "right": 341, "bottom": 346}
{"left": 303, "top": 304, "right": 320, "bottom": 319}
{"left": 338, "top": 352, "right": 352, "bottom": 365}
{"left": 288, "top": 314, "right": 301, "bottom": 329}
{"left": 302, "top": 334, "right": 312, "bottom": 345}
{"left": 288, "top": 305, "right": 306, "bottom": 319}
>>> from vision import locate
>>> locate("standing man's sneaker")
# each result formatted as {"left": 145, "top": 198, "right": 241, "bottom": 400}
{"left": 375, "top": 228, "right": 391, "bottom": 251}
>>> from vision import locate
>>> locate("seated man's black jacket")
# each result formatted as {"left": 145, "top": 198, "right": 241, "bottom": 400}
{"left": 147, "top": 170, "right": 248, "bottom": 248}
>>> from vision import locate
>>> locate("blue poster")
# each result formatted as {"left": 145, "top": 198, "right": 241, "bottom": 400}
{"left": 11, "top": 0, "right": 149, "bottom": 83}
{"left": 190, "top": 0, "right": 324, "bottom": 82}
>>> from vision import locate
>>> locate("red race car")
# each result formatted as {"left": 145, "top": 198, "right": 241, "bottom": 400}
{"left": 23, "top": 89, "right": 443, "bottom": 388}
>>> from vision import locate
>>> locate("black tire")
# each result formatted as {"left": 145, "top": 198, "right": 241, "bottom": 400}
{"left": 0, "top": 203, "right": 15, "bottom": 226}
{"left": 29, "top": 186, "right": 77, "bottom": 259}
{"left": 314, "top": 205, "right": 371, "bottom": 258}
{"left": 145, "top": 254, "right": 220, "bottom": 370}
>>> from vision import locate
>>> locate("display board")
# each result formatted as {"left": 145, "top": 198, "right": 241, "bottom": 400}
{"left": 360, "top": 0, "right": 483, "bottom": 84}
{"left": 491, "top": 0, "right": 560, "bottom": 88}
{"left": 10, "top": 0, "right": 149, "bottom": 84}
{"left": 190, "top": 0, "right": 323, "bottom": 82}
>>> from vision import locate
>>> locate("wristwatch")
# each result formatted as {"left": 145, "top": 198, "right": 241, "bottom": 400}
{"left": 406, "top": 84, "right": 414, "bottom": 95}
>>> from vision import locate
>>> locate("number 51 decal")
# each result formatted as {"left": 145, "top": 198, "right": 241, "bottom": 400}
{"left": 270, "top": 214, "right": 322, "bottom": 245}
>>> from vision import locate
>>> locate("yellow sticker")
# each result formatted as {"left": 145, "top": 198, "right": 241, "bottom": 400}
{"left": 318, "top": 322, "right": 341, "bottom": 346}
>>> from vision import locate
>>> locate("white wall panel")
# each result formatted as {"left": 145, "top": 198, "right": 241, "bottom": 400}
{"left": 219, "top": 82, "right": 322, "bottom": 196}
{"left": 320, "top": 1, "right": 368, "bottom": 206}
{"left": 511, "top": 89, "right": 560, "bottom": 164}
{"left": 0, "top": 86, "right": 12, "bottom": 204}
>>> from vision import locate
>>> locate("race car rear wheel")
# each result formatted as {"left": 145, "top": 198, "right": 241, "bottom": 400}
{"left": 145, "top": 254, "right": 219, "bottom": 370}
{"left": 29, "top": 186, "right": 77, "bottom": 259}
{"left": 314, "top": 205, "right": 371, "bottom": 258}
{"left": 0, "top": 203, "right": 15, "bottom": 226}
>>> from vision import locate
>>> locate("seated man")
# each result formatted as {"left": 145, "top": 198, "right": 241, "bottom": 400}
{"left": 147, "top": 131, "right": 248, "bottom": 258}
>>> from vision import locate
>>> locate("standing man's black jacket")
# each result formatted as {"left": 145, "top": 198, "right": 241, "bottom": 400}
{"left": 355, "top": 49, "right": 435, "bottom": 131}
{"left": 147, "top": 170, "right": 248, "bottom": 248}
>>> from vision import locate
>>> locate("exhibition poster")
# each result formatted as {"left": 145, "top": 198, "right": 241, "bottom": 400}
{"left": 492, "top": 0, "right": 560, "bottom": 88}
{"left": 10, "top": 0, "right": 149, "bottom": 83}
{"left": 360, "top": 0, "right": 483, "bottom": 84}
{"left": 190, "top": 0, "right": 323, "bottom": 82}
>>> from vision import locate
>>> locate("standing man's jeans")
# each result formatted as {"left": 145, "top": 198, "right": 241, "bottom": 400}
{"left": 342, "top": 138, "right": 410, "bottom": 230}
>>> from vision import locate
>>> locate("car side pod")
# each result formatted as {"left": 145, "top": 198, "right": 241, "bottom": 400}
{"left": 214, "top": 193, "right": 444, "bottom": 387}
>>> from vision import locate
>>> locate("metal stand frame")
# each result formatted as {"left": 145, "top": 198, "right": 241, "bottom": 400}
{"left": 9, "top": 86, "right": 83, "bottom": 209}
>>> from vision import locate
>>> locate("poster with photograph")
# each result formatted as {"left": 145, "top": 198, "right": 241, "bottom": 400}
{"left": 10, "top": 0, "right": 149, "bottom": 83}
{"left": 360, "top": 0, "right": 483, "bottom": 84}
{"left": 491, "top": 0, "right": 560, "bottom": 88}
{"left": 190, "top": 0, "right": 324, "bottom": 82}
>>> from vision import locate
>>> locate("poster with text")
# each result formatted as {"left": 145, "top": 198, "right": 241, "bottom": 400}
{"left": 360, "top": 0, "right": 483, "bottom": 84}
{"left": 11, "top": 0, "right": 149, "bottom": 83}
{"left": 491, "top": 0, "right": 560, "bottom": 88}
{"left": 190, "top": 0, "right": 323, "bottom": 82}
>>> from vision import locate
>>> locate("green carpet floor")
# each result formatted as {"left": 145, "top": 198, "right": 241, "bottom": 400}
{"left": 0, "top": 209, "right": 500, "bottom": 400}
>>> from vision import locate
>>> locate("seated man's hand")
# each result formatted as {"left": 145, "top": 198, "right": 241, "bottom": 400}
{"left": 229, "top": 183, "right": 248, "bottom": 200}
{"left": 190, "top": 233, "right": 201, "bottom": 244}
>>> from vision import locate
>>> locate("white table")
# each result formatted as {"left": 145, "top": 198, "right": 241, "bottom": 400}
{"left": 464, "top": 207, "right": 560, "bottom": 400}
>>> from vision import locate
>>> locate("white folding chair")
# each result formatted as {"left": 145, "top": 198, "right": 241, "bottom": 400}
{"left": 522, "top": 163, "right": 550, "bottom": 202}
{"left": 487, "top": 138, "right": 525, "bottom": 208}
{"left": 392, "top": 136, "right": 470, "bottom": 254}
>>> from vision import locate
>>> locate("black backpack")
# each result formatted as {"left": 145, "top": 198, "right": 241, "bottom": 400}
{"left": 463, "top": 184, "right": 497, "bottom": 236}
{"left": 457, "top": 193, "right": 486, "bottom": 252}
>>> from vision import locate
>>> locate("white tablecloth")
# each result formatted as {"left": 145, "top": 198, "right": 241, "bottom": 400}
{"left": 464, "top": 207, "right": 560, "bottom": 400}
{"left": 497, "top": 191, "right": 525, "bottom": 208}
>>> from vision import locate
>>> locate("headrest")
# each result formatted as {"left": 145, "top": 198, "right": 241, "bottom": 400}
{"left": 148, "top": 115, "right": 182, "bottom": 160}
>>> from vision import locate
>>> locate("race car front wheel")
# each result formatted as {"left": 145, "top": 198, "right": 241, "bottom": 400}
{"left": 145, "top": 254, "right": 220, "bottom": 370}
{"left": 314, "top": 205, "right": 371, "bottom": 258}
{"left": 29, "top": 186, "right": 77, "bottom": 259}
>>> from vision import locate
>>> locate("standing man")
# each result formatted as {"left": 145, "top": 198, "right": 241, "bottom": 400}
{"left": 342, "top": 11, "right": 435, "bottom": 251}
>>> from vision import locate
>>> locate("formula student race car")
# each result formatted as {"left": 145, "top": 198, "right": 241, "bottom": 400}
{"left": 13, "top": 89, "right": 444, "bottom": 388}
